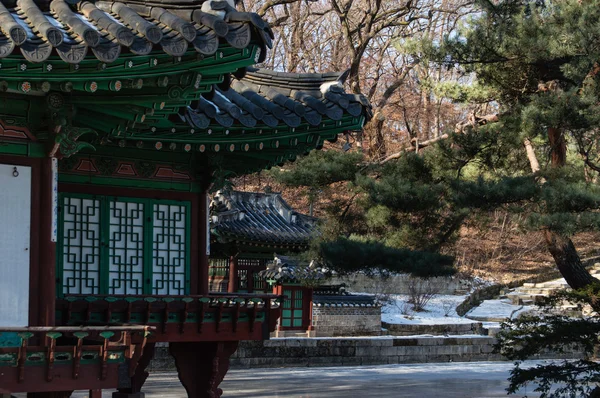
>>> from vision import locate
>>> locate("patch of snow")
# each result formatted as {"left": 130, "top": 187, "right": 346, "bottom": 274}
{"left": 481, "top": 321, "right": 501, "bottom": 329}
{"left": 391, "top": 334, "right": 491, "bottom": 339}
{"left": 381, "top": 294, "right": 474, "bottom": 325}
{"left": 466, "top": 299, "right": 534, "bottom": 321}
{"left": 543, "top": 277, "right": 568, "bottom": 286}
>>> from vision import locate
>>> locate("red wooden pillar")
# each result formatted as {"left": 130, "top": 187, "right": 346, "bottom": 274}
{"left": 113, "top": 343, "right": 156, "bottom": 398}
{"left": 169, "top": 341, "right": 239, "bottom": 398}
{"left": 273, "top": 285, "right": 283, "bottom": 332}
{"left": 304, "top": 287, "right": 314, "bottom": 332}
{"left": 89, "top": 390, "right": 102, "bottom": 398}
{"left": 38, "top": 157, "right": 56, "bottom": 326}
{"left": 199, "top": 191, "right": 209, "bottom": 296}
{"left": 22, "top": 156, "right": 59, "bottom": 397}
{"left": 227, "top": 256, "right": 238, "bottom": 293}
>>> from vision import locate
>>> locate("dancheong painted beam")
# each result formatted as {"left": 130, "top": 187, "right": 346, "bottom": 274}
{"left": 56, "top": 293, "right": 281, "bottom": 342}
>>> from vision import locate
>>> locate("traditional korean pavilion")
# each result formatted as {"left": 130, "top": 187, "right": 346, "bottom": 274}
{"left": 0, "top": 0, "right": 371, "bottom": 396}
{"left": 210, "top": 190, "right": 318, "bottom": 335}
{"left": 209, "top": 189, "right": 317, "bottom": 293}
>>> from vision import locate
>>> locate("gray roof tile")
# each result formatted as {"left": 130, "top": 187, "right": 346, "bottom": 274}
{"left": 0, "top": 0, "right": 272, "bottom": 63}
{"left": 185, "top": 67, "right": 373, "bottom": 130}
{"left": 211, "top": 190, "right": 317, "bottom": 246}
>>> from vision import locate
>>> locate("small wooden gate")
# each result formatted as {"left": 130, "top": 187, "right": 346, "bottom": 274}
{"left": 274, "top": 285, "right": 312, "bottom": 331}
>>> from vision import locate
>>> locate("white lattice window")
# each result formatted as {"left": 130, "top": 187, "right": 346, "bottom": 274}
{"left": 58, "top": 194, "right": 191, "bottom": 296}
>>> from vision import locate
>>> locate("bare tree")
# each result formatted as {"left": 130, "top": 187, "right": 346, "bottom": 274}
{"left": 243, "top": 0, "right": 473, "bottom": 158}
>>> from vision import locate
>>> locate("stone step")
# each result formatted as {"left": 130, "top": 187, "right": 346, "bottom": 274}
{"left": 505, "top": 294, "right": 521, "bottom": 306}
{"left": 518, "top": 284, "right": 567, "bottom": 291}
{"left": 506, "top": 293, "right": 547, "bottom": 305}
{"left": 514, "top": 287, "right": 565, "bottom": 295}
{"left": 467, "top": 315, "right": 509, "bottom": 322}
{"left": 383, "top": 322, "right": 485, "bottom": 336}
{"left": 518, "top": 263, "right": 600, "bottom": 292}
{"left": 484, "top": 326, "right": 501, "bottom": 337}
{"left": 562, "top": 309, "right": 584, "bottom": 317}
{"left": 534, "top": 282, "right": 569, "bottom": 288}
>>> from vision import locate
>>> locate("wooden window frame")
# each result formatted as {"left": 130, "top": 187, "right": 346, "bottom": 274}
{"left": 58, "top": 184, "right": 200, "bottom": 296}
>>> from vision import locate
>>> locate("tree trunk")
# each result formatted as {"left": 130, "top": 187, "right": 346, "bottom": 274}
{"left": 589, "top": 386, "right": 600, "bottom": 398}
{"left": 523, "top": 138, "right": 540, "bottom": 173}
{"left": 364, "top": 111, "right": 387, "bottom": 159}
{"left": 422, "top": 90, "right": 431, "bottom": 140}
{"left": 543, "top": 128, "right": 598, "bottom": 289}
{"left": 372, "top": 112, "right": 387, "bottom": 158}
{"left": 543, "top": 230, "right": 597, "bottom": 289}
{"left": 547, "top": 127, "right": 566, "bottom": 166}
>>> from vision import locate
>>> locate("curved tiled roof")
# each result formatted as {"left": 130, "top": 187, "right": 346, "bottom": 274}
{"left": 313, "top": 294, "right": 378, "bottom": 307}
{"left": 180, "top": 67, "right": 373, "bottom": 130}
{"left": 312, "top": 284, "right": 378, "bottom": 307}
{"left": 258, "top": 255, "right": 325, "bottom": 283}
{"left": 0, "top": 0, "right": 272, "bottom": 63}
{"left": 211, "top": 190, "right": 317, "bottom": 247}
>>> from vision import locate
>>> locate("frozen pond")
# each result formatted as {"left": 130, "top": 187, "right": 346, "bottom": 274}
{"left": 71, "top": 360, "right": 557, "bottom": 398}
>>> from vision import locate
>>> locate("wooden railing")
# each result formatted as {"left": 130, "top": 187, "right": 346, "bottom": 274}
{"left": 0, "top": 326, "right": 150, "bottom": 394}
{"left": 56, "top": 294, "right": 283, "bottom": 342}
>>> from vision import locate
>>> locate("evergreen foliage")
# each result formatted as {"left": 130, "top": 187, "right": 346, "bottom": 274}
{"left": 437, "top": 0, "right": 600, "bottom": 182}
{"left": 434, "top": 0, "right": 600, "bottom": 394}
{"left": 267, "top": 150, "right": 363, "bottom": 212}
{"left": 270, "top": 150, "right": 467, "bottom": 276}
{"left": 317, "top": 237, "right": 455, "bottom": 277}
{"left": 496, "top": 285, "right": 600, "bottom": 397}
{"left": 271, "top": 0, "right": 600, "bottom": 392}
{"left": 269, "top": 150, "right": 363, "bottom": 189}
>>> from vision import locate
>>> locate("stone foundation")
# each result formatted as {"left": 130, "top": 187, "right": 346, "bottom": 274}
{"left": 150, "top": 337, "right": 582, "bottom": 371}
{"left": 229, "top": 337, "right": 581, "bottom": 368}
{"left": 148, "top": 343, "right": 174, "bottom": 372}
{"left": 382, "top": 321, "right": 484, "bottom": 336}
{"left": 312, "top": 306, "right": 381, "bottom": 337}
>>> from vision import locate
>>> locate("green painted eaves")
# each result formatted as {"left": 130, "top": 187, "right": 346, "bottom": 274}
{"left": 0, "top": 142, "right": 46, "bottom": 157}
{"left": 0, "top": 45, "right": 259, "bottom": 84}
{"left": 58, "top": 174, "right": 202, "bottom": 192}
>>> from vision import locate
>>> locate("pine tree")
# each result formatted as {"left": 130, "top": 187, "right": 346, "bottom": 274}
{"left": 496, "top": 287, "right": 600, "bottom": 397}
{"left": 436, "top": 0, "right": 600, "bottom": 289}
{"left": 271, "top": 1, "right": 600, "bottom": 391}
{"left": 269, "top": 149, "right": 463, "bottom": 277}
{"left": 432, "top": 0, "right": 600, "bottom": 394}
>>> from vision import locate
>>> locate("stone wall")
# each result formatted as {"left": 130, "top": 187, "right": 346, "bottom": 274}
{"left": 456, "top": 284, "right": 504, "bottom": 317}
{"left": 382, "top": 321, "right": 484, "bottom": 336}
{"left": 149, "top": 342, "right": 173, "bottom": 372}
{"left": 149, "top": 337, "right": 582, "bottom": 371}
{"left": 228, "top": 337, "right": 581, "bottom": 368}
{"left": 326, "top": 275, "right": 463, "bottom": 295}
{"left": 312, "top": 306, "right": 381, "bottom": 337}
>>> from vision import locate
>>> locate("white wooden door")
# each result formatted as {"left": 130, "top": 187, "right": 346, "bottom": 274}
{"left": 0, "top": 164, "right": 31, "bottom": 326}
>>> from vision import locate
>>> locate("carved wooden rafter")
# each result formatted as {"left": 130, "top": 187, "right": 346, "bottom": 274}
{"left": 49, "top": 124, "right": 97, "bottom": 159}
